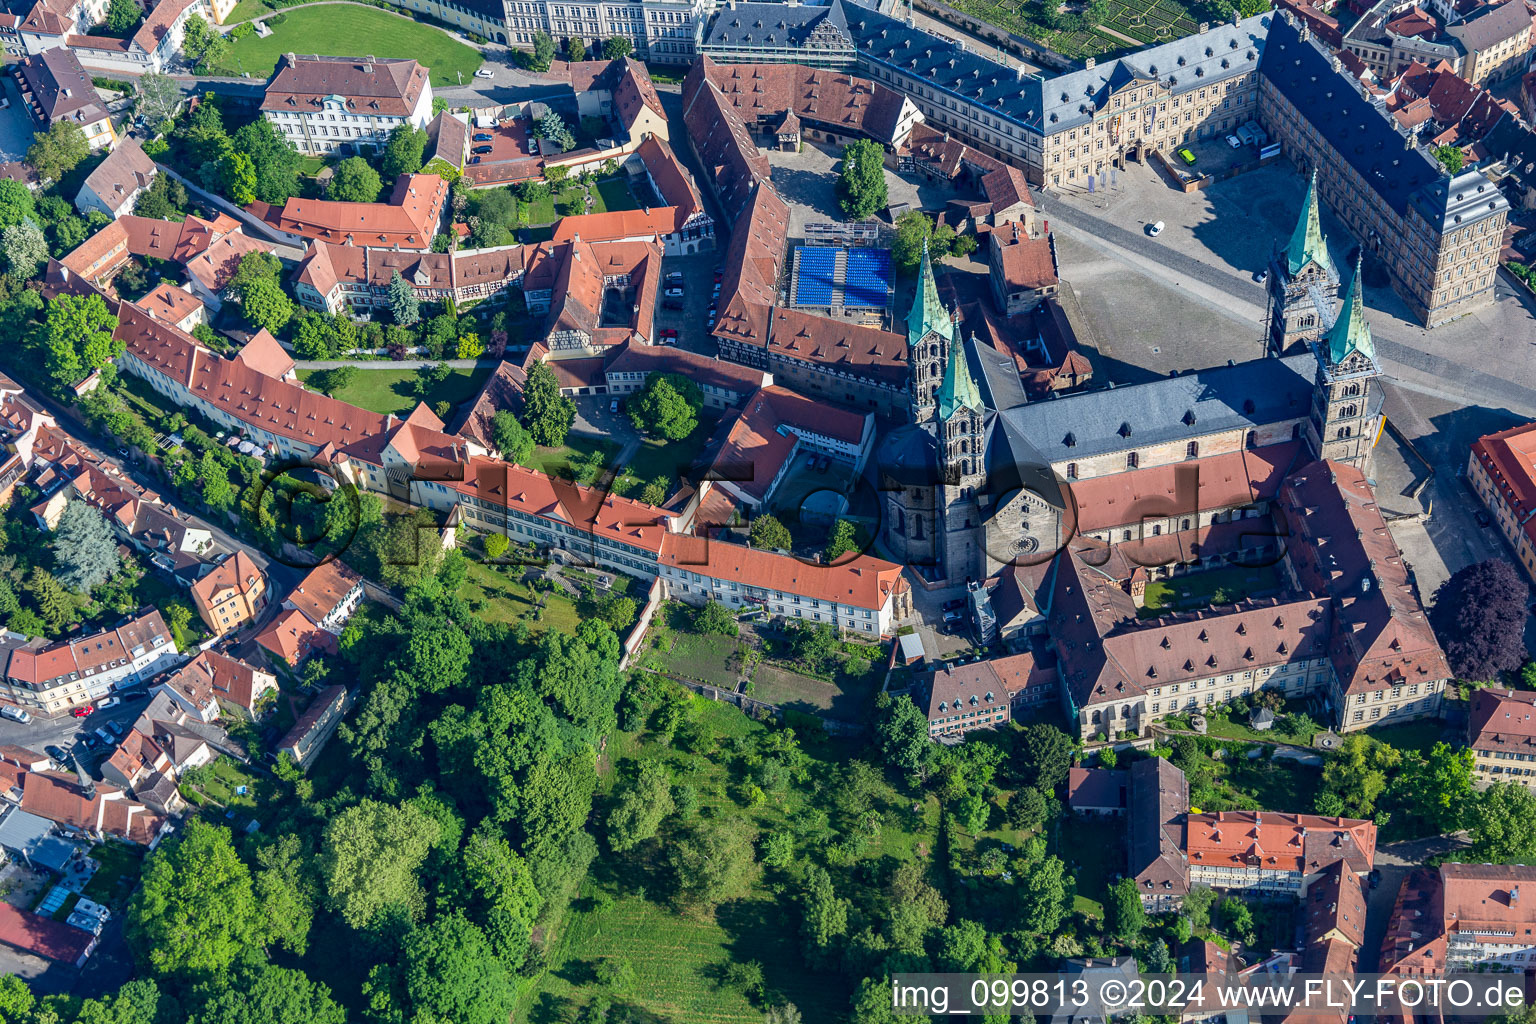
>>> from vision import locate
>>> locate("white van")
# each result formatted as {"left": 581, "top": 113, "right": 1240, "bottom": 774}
{"left": 0, "top": 705, "right": 31, "bottom": 723}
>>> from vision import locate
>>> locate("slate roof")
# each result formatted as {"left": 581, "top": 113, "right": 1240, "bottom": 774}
{"left": 998, "top": 353, "right": 1315, "bottom": 464}
{"left": 1261, "top": 13, "right": 1441, "bottom": 215}
{"left": 14, "top": 48, "right": 106, "bottom": 125}
{"left": 845, "top": 1, "right": 1270, "bottom": 135}
{"left": 702, "top": 1, "right": 852, "bottom": 51}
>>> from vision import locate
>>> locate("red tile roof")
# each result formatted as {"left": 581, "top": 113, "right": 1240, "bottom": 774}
{"left": 1184, "top": 809, "right": 1376, "bottom": 875}
{"left": 0, "top": 902, "right": 94, "bottom": 964}
{"left": 286, "top": 560, "right": 362, "bottom": 628}
{"left": 658, "top": 534, "right": 906, "bottom": 611}
{"left": 254, "top": 173, "right": 446, "bottom": 250}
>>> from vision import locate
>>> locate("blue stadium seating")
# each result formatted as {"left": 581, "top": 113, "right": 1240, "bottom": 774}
{"left": 843, "top": 248, "right": 891, "bottom": 308}
{"left": 795, "top": 246, "right": 836, "bottom": 306}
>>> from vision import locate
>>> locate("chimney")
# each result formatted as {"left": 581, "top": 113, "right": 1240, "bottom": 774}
{"left": 1086, "top": 56, "right": 1096, "bottom": 70}
{"left": 1199, "top": 20, "right": 1209, "bottom": 32}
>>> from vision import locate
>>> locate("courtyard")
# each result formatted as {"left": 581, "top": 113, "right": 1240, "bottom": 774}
{"left": 765, "top": 142, "right": 950, "bottom": 238}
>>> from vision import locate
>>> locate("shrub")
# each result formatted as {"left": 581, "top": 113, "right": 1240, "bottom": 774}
{"left": 229, "top": 21, "right": 254, "bottom": 38}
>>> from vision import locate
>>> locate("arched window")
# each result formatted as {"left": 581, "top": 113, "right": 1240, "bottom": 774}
{"left": 1342, "top": 404, "right": 1357, "bottom": 418}
{"left": 913, "top": 514, "right": 924, "bottom": 540}
{"left": 960, "top": 439, "right": 969, "bottom": 454}
{"left": 1127, "top": 451, "right": 1139, "bottom": 469}
{"left": 1066, "top": 462, "right": 1078, "bottom": 480}
{"left": 1186, "top": 441, "right": 1199, "bottom": 459}
{"left": 895, "top": 508, "right": 906, "bottom": 535}
{"left": 1345, "top": 383, "right": 1361, "bottom": 396}
{"left": 1152, "top": 524, "right": 1162, "bottom": 536}
{"left": 1337, "top": 426, "right": 1353, "bottom": 439}
{"left": 1091, "top": 710, "right": 1102, "bottom": 724}
{"left": 1246, "top": 430, "right": 1257, "bottom": 449}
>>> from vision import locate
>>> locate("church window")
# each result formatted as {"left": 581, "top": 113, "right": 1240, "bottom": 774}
{"left": 1342, "top": 404, "right": 1357, "bottom": 417}
{"left": 913, "top": 515, "right": 924, "bottom": 539}
{"left": 1127, "top": 452, "right": 1139, "bottom": 469}
{"left": 960, "top": 439, "right": 969, "bottom": 454}
{"left": 1246, "top": 430, "right": 1257, "bottom": 449}
{"left": 896, "top": 508, "right": 906, "bottom": 535}
{"left": 1186, "top": 441, "right": 1199, "bottom": 459}
{"left": 1338, "top": 427, "right": 1352, "bottom": 439}
{"left": 1344, "top": 382, "right": 1361, "bottom": 396}
{"left": 1066, "top": 462, "right": 1078, "bottom": 479}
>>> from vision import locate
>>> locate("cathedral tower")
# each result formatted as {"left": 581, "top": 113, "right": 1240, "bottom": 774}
{"left": 907, "top": 239, "right": 954, "bottom": 423}
{"left": 1307, "top": 256, "right": 1383, "bottom": 473}
{"left": 935, "top": 332, "right": 986, "bottom": 583}
{"left": 1269, "top": 170, "right": 1339, "bottom": 356}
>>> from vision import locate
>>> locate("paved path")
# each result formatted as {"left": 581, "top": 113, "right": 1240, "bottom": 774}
{"left": 1095, "top": 24, "right": 1141, "bottom": 44}
{"left": 1361, "top": 833, "right": 1470, "bottom": 970}
{"left": 1040, "top": 190, "right": 1536, "bottom": 417}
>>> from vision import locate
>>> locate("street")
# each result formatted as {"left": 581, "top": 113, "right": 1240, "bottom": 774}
{"left": 0, "top": 691, "right": 157, "bottom": 779}
{"left": 1361, "top": 834, "right": 1471, "bottom": 970}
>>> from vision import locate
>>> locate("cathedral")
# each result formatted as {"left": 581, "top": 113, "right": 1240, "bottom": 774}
{"left": 879, "top": 186, "right": 1386, "bottom": 587}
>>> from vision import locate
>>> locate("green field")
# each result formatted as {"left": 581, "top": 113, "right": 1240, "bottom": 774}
{"left": 1201, "top": 699, "right": 1321, "bottom": 746}
{"left": 297, "top": 365, "right": 491, "bottom": 418}
{"left": 524, "top": 177, "right": 645, "bottom": 227}
{"left": 456, "top": 559, "right": 584, "bottom": 633}
{"left": 612, "top": 434, "right": 710, "bottom": 498}
{"left": 1140, "top": 564, "right": 1282, "bottom": 616}
{"left": 527, "top": 434, "right": 618, "bottom": 481}
{"left": 220, "top": 5, "right": 482, "bottom": 86}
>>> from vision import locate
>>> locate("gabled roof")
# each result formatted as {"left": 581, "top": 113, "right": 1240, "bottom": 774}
{"left": 261, "top": 54, "right": 429, "bottom": 117}
{"left": 286, "top": 560, "right": 362, "bottom": 627}
{"left": 79, "top": 139, "right": 156, "bottom": 214}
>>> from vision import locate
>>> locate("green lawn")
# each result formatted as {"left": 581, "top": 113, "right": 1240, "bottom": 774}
{"left": 1050, "top": 816, "right": 1121, "bottom": 920}
{"left": 527, "top": 434, "right": 618, "bottom": 481}
{"left": 516, "top": 194, "right": 558, "bottom": 226}
{"left": 456, "top": 559, "right": 584, "bottom": 634}
{"left": 1201, "top": 699, "right": 1321, "bottom": 746}
{"left": 1365, "top": 718, "right": 1451, "bottom": 756}
{"left": 82, "top": 843, "right": 145, "bottom": 910}
{"left": 297, "top": 366, "right": 491, "bottom": 418}
{"left": 612, "top": 434, "right": 710, "bottom": 499}
{"left": 751, "top": 662, "right": 881, "bottom": 720}
{"left": 220, "top": 4, "right": 482, "bottom": 85}
{"left": 1140, "top": 564, "right": 1282, "bottom": 616}
{"left": 224, "top": 0, "right": 271, "bottom": 21}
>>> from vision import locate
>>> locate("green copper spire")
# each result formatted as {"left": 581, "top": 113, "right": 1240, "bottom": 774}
{"left": 1286, "top": 170, "right": 1334, "bottom": 279}
{"left": 907, "top": 238, "right": 955, "bottom": 347}
{"left": 1326, "top": 255, "right": 1374, "bottom": 365}
{"left": 938, "top": 334, "right": 982, "bottom": 420}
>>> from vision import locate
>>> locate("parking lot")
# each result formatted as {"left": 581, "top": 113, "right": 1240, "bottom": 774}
{"left": 653, "top": 250, "right": 723, "bottom": 357}
{"left": 0, "top": 78, "right": 38, "bottom": 162}
{"left": 0, "top": 691, "right": 155, "bottom": 779}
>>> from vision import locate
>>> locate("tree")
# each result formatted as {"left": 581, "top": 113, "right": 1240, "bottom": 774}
{"left": 606, "top": 760, "right": 675, "bottom": 851}
{"left": 1106, "top": 877, "right": 1147, "bottom": 942}
{"left": 535, "top": 109, "right": 576, "bottom": 152}
{"left": 104, "top": 0, "right": 139, "bottom": 34}
{"left": 388, "top": 270, "right": 420, "bottom": 326}
{"left": 1434, "top": 145, "right": 1464, "bottom": 174}
{"left": 1431, "top": 559, "right": 1529, "bottom": 682}
{"left": 1018, "top": 723, "right": 1074, "bottom": 791}
{"left": 134, "top": 173, "right": 189, "bottom": 221}
{"left": 44, "top": 291, "right": 119, "bottom": 391}
{"left": 252, "top": 833, "right": 316, "bottom": 956}
{"left": 1317, "top": 734, "right": 1401, "bottom": 819}
{"left": 328, "top": 155, "right": 382, "bottom": 203}
{"left": 189, "top": 963, "right": 345, "bottom": 1024}
{"left": 51, "top": 500, "right": 121, "bottom": 592}
{"left": 750, "top": 514, "right": 792, "bottom": 552}
{"left": 668, "top": 818, "right": 757, "bottom": 911}
{"left": 320, "top": 798, "right": 439, "bottom": 928}
{"left": 1019, "top": 854, "right": 1069, "bottom": 935}
{"left": 837, "top": 139, "right": 889, "bottom": 219}
{"left": 382, "top": 123, "right": 429, "bottom": 180}
{"left": 598, "top": 593, "right": 637, "bottom": 632}
{"left": 309, "top": 364, "right": 357, "bottom": 396}
{"left": 1007, "top": 785, "right": 1049, "bottom": 832}
{"left": 520, "top": 361, "right": 576, "bottom": 446}
{"left": 876, "top": 693, "right": 932, "bottom": 776}
{"left": 27, "top": 121, "right": 89, "bottom": 183}
{"left": 568, "top": 36, "right": 587, "bottom": 61}
{"left": 1218, "top": 896, "right": 1255, "bottom": 943}
{"left": 823, "top": 518, "right": 861, "bottom": 563}
{"left": 366, "top": 912, "right": 513, "bottom": 1024}
{"left": 892, "top": 210, "right": 936, "bottom": 270}
{"left": 240, "top": 276, "right": 293, "bottom": 334}
{"left": 489, "top": 409, "right": 534, "bottom": 465}
{"left": 529, "top": 30, "right": 556, "bottom": 71}
{"left": 461, "top": 822, "right": 543, "bottom": 967}
{"left": 127, "top": 821, "right": 257, "bottom": 979}
{"left": 955, "top": 791, "right": 990, "bottom": 833}
{"left": 2, "top": 221, "right": 47, "bottom": 279}
{"left": 231, "top": 118, "right": 302, "bottom": 205}
{"left": 798, "top": 865, "right": 849, "bottom": 966}
{"left": 1469, "top": 782, "right": 1536, "bottom": 863}
{"left": 1398, "top": 742, "right": 1474, "bottom": 833}
{"left": 602, "top": 35, "right": 634, "bottom": 59}
{"left": 0, "top": 178, "right": 33, "bottom": 229}
{"left": 135, "top": 72, "right": 181, "bottom": 126}
{"left": 693, "top": 598, "right": 738, "bottom": 636}
{"left": 628, "top": 371, "right": 701, "bottom": 440}
{"left": 221, "top": 150, "right": 257, "bottom": 205}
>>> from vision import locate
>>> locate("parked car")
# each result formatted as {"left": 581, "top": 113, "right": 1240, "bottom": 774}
{"left": 107, "top": 721, "right": 126, "bottom": 738}
{"left": 473, "top": 68, "right": 494, "bottom": 78}
{"left": 941, "top": 598, "right": 966, "bottom": 613}
{"left": 473, "top": 133, "right": 493, "bottom": 142}
{"left": 472, "top": 145, "right": 493, "bottom": 154}
{"left": 660, "top": 328, "right": 678, "bottom": 340}
{"left": 93, "top": 728, "right": 113, "bottom": 746}
{"left": 664, "top": 286, "right": 684, "bottom": 298}
{"left": 1148, "top": 221, "right": 1164, "bottom": 236}
{"left": 609, "top": 399, "right": 620, "bottom": 413}
{"left": 469, "top": 156, "right": 481, "bottom": 165}
{"left": 658, "top": 335, "right": 676, "bottom": 345}
{"left": 1369, "top": 869, "right": 1382, "bottom": 889}
{"left": 1475, "top": 508, "right": 1492, "bottom": 527}
{"left": 44, "top": 745, "right": 68, "bottom": 764}
{"left": 528, "top": 139, "right": 540, "bottom": 155}
{"left": 815, "top": 456, "right": 829, "bottom": 473}
{"left": 81, "top": 734, "right": 100, "bottom": 750}
{"left": 70, "top": 705, "right": 94, "bottom": 718}
{"left": 0, "top": 705, "right": 29, "bottom": 723}
{"left": 943, "top": 610, "right": 964, "bottom": 624}
{"left": 1252, "top": 269, "right": 1266, "bottom": 282}
{"left": 1225, "top": 134, "right": 1242, "bottom": 149}
{"left": 1176, "top": 147, "right": 1197, "bottom": 165}
{"left": 664, "top": 272, "right": 684, "bottom": 286}
{"left": 97, "top": 696, "right": 120, "bottom": 710}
